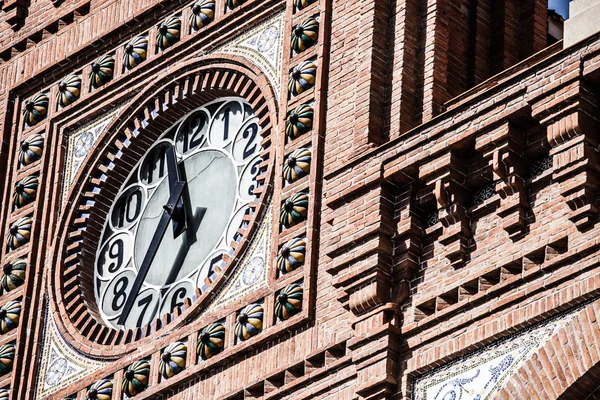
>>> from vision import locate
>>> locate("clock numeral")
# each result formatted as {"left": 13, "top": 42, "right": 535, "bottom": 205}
{"left": 247, "top": 158, "right": 262, "bottom": 197}
{"left": 140, "top": 143, "right": 170, "bottom": 186}
{"left": 136, "top": 293, "right": 154, "bottom": 327}
{"left": 111, "top": 276, "right": 129, "bottom": 312}
{"left": 232, "top": 118, "right": 261, "bottom": 163}
{"left": 107, "top": 239, "right": 124, "bottom": 273}
{"left": 170, "top": 287, "right": 187, "bottom": 311}
{"left": 177, "top": 110, "right": 208, "bottom": 154}
{"left": 223, "top": 107, "right": 231, "bottom": 141}
{"left": 242, "top": 123, "right": 258, "bottom": 160}
{"left": 96, "top": 233, "right": 133, "bottom": 278}
{"left": 211, "top": 101, "right": 243, "bottom": 147}
{"left": 111, "top": 186, "right": 144, "bottom": 229}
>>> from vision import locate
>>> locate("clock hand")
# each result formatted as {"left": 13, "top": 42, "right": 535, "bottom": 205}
{"left": 165, "top": 144, "right": 187, "bottom": 238}
{"left": 163, "top": 206, "right": 206, "bottom": 287}
{"left": 117, "top": 180, "right": 186, "bottom": 326}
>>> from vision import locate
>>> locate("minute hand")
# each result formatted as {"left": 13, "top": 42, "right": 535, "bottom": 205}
{"left": 117, "top": 180, "right": 186, "bottom": 326}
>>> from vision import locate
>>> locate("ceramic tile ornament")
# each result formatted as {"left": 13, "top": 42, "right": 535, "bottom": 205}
{"left": 22, "top": 93, "right": 49, "bottom": 127}
{"left": 12, "top": 175, "right": 38, "bottom": 209}
{"left": 275, "top": 283, "right": 303, "bottom": 321}
{"left": 0, "top": 300, "right": 21, "bottom": 334}
{"left": 276, "top": 237, "right": 306, "bottom": 275}
{"left": 157, "top": 16, "right": 181, "bottom": 51}
{"left": 226, "top": 0, "right": 245, "bottom": 10}
{"left": 86, "top": 379, "right": 112, "bottom": 400}
{"left": 18, "top": 133, "right": 44, "bottom": 167}
{"left": 6, "top": 216, "right": 32, "bottom": 250}
{"left": 1, "top": 259, "right": 26, "bottom": 292}
{"left": 279, "top": 192, "right": 308, "bottom": 228}
{"left": 234, "top": 303, "right": 263, "bottom": 341}
{"left": 0, "top": 344, "right": 15, "bottom": 376}
{"left": 283, "top": 147, "right": 311, "bottom": 183}
{"left": 123, "top": 36, "right": 148, "bottom": 70}
{"left": 190, "top": 0, "right": 215, "bottom": 31}
{"left": 89, "top": 54, "right": 115, "bottom": 90}
{"left": 285, "top": 104, "right": 314, "bottom": 139}
{"left": 291, "top": 17, "right": 319, "bottom": 53}
{"left": 121, "top": 360, "right": 150, "bottom": 397}
{"left": 56, "top": 75, "right": 82, "bottom": 108}
{"left": 197, "top": 323, "right": 225, "bottom": 360}
{"left": 295, "top": 0, "right": 317, "bottom": 10}
{"left": 287, "top": 61, "right": 317, "bottom": 96}
{"left": 159, "top": 342, "right": 187, "bottom": 379}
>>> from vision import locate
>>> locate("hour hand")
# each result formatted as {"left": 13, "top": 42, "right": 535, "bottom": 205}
{"left": 165, "top": 144, "right": 187, "bottom": 237}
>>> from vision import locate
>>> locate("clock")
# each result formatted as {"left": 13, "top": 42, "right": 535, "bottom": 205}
{"left": 93, "top": 97, "right": 264, "bottom": 329}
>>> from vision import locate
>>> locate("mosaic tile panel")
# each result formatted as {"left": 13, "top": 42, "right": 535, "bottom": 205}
{"left": 36, "top": 306, "right": 109, "bottom": 398}
{"left": 61, "top": 107, "right": 122, "bottom": 205}
{"left": 205, "top": 206, "right": 272, "bottom": 313}
{"left": 413, "top": 311, "right": 576, "bottom": 400}
{"left": 216, "top": 13, "right": 284, "bottom": 99}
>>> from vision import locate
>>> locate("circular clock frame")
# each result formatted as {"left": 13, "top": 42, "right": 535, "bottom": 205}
{"left": 48, "top": 60, "right": 278, "bottom": 357}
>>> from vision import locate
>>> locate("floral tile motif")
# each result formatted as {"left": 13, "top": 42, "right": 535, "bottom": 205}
{"left": 413, "top": 311, "right": 576, "bottom": 400}
{"left": 62, "top": 107, "right": 122, "bottom": 206}
{"left": 35, "top": 306, "right": 108, "bottom": 398}
{"left": 215, "top": 13, "right": 284, "bottom": 99}
{"left": 204, "top": 206, "right": 272, "bottom": 313}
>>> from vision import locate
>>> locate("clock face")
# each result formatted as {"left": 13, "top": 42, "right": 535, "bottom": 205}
{"left": 94, "top": 97, "right": 263, "bottom": 329}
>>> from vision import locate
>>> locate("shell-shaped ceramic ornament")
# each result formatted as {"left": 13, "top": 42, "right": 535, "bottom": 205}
{"left": 123, "top": 36, "right": 148, "bottom": 70}
{"left": 0, "top": 389, "right": 8, "bottom": 400}
{"left": 57, "top": 75, "right": 82, "bottom": 108}
{"left": 86, "top": 379, "right": 113, "bottom": 400}
{"left": 275, "top": 283, "right": 303, "bottom": 321}
{"left": 283, "top": 148, "right": 311, "bottom": 184}
{"left": 197, "top": 322, "right": 225, "bottom": 361}
{"left": 285, "top": 104, "right": 314, "bottom": 140}
{"left": 12, "top": 175, "right": 38, "bottom": 209}
{"left": 277, "top": 237, "right": 306, "bottom": 275}
{"left": 159, "top": 342, "right": 187, "bottom": 379}
{"left": 288, "top": 61, "right": 317, "bottom": 96}
{"left": 226, "top": 0, "right": 245, "bottom": 10}
{"left": 190, "top": 0, "right": 215, "bottom": 31}
{"left": 157, "top": 16, "right": 181, "bottom": 50}
{"left": 89, "top": 54, "right": 115, "bottom": 90}
{"left": 1, "top": 259, "right": 26, "bottom": 293}
{"left": 279, "top": 192, "right": 308, "bottom": 228}
{"left": 18, "top": 134, "right": 44, "bottom": 167}
{"left": 6, "top": 216, "right": 32, "bottom": 250}
{"left": 0, "top": 300, "right": 21, "bottom": 334}
{"left": 0, "top": 344, "right": 15, "bottom": 376}
{"left": 291, "top": 17, "right": 319, "bottom": 53}
{"left": 22, "top": 93, "right": 49, "bottom": 127}
{"left": 121, "top": 360, "right": 150, "bottom": 397}
{"left": 234, "top": 303, "right": 263, "bottom": 341}
{"left": 295, "top": 0, "right": 317, "bottom": 10}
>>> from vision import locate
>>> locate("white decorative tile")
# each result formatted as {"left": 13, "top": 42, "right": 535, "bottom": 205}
{"left": 205, "top": 205, "right": 272, "bottom": 312}
{"left": 62, "top": 106, "right": 122, "bottom": 206}
{"left": 216, "top": 13, "right": 284, "bottom": 98}
{"left": 413, "top": 311, "right": 576, "bottom": 400}
{"left": 36, "top": 306, "right": 109, "bottom": 398}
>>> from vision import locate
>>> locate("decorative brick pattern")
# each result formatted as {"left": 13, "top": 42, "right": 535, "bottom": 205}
{"left": 2, "top": 0, "right": 600, "bottom": 399}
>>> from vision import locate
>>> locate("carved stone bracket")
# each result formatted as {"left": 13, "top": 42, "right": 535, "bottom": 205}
{"left": 530, "top": 79, "right": 600, "bottom": 228}
{"left": 476, "top": 122, "right": 529, "bottom": 239}
{"left": 421, "top": 154, "right": 471, "bottom": 268}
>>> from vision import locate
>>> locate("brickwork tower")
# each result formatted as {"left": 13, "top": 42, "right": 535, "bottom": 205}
{"left": 1, "top": 0, "right": 600, "bottom": 399}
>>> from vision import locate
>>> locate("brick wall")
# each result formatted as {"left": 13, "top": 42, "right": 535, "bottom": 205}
{"left": 2, "top": 0, "right": 600, "bottom": 399}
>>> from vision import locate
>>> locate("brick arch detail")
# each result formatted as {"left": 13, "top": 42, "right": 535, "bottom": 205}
{"left": 47, "top": 54, "right": 279, "bottom": 357}
{"left": 495, "top": 299, "right": 600, "bottom": 400}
